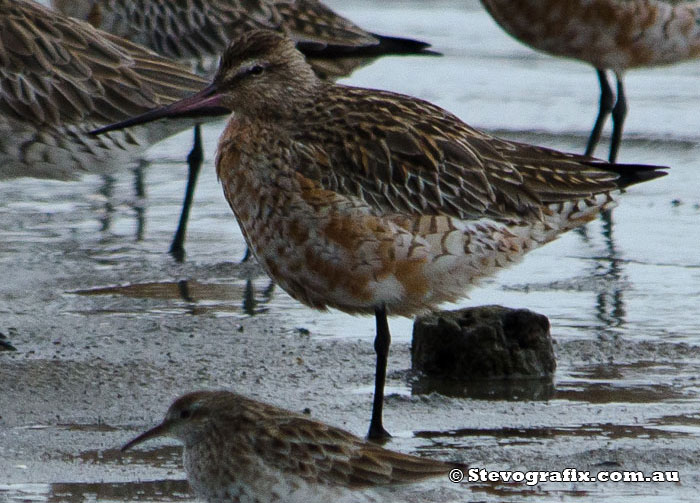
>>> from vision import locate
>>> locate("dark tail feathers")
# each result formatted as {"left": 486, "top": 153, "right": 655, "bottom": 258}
{"left": 371, "top": 34, "right": 441, "bottom": 56}
{"left": 297, "top": 34, "right": 440, "bottom": 58}
{"left": 587, "top": 161, "right": 668, "bottom": 189}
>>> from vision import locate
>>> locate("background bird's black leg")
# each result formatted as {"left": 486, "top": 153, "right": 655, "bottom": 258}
{"left": 170, "top": 124, "right": 203, "bottom": 262}
{"left": 608, "top": 74, "right": 627, "bottom": 164}
{"left": 132, "top": 161, "right": 146, "bottom": 242}
{"left": 585, "top": 69, "right": 615, "bottom": 158}
{"left": 368, "top": 305, "right": 392, "bottom": 441}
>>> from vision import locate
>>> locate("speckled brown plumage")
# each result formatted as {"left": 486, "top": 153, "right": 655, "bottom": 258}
{"left": 123, "top": 390, "right": 462, "bottom": 503}
{"left": 93, "top": 30, "right": 667, "bottom": 439}
{"left": 480, "top": 0, "right": 700, "bottom": 161}
{"left": 0, "top": 0, "right": 210, "bottom": 180}
{"left": 51, "top": 0, "right": 436, "bottom": 80}
{"left": 51, "top": 0, "right": 435, "bottom": 260}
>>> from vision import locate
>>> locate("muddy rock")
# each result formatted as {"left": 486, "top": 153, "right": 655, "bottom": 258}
{"left": 411, "top": 305, "right": 555, "bottom": 380}
{"left": 0, "top": 331, "right": 17, "bottom": 351}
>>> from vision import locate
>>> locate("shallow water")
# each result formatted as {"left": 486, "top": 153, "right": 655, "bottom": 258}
{"left": 2, "top": 0, "right": 700, "bottom": 502}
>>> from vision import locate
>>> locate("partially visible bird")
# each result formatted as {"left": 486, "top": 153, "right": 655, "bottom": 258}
{"left": 92, "top": 30, "right": 667, "bottom": 439}
{"left": 123, "top": 390, "right": 465, "bottom": 503}
{"left": 53, "top": 0, "right": 439, "bottom": 260}
{"left": 0, "top": 0, "right": 221, "bottom": 252}
{"left": 52, "top": 0, "right": 437, "bottom": 80}
{"left": 479, "top": 0, "right": 700, "bottom": 162}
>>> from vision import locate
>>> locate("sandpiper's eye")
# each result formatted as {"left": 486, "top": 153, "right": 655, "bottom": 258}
{"left": 180, "top": 409, "right": 191, "bottom": 419}
{"left": 249, "top": 65, "right": 264, "bottom": 76}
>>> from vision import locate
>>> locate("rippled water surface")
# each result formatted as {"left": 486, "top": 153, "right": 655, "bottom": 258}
{"left": 2, "top": 1, "right": 700, "bottom": 502}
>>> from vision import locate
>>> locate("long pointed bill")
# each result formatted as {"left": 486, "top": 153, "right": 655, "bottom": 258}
{"left": 91, "top": 83, "right": 230, "bottom": 136}
{"left": 121, "top": 421, "right": 170, "bottom": 452}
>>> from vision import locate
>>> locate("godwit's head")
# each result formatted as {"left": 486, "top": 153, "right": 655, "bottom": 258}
{"left": 90, "top": 30, "right": 321, "bottom": 135}
{"left": 211, "top": 30, "right": 321, "bottom": 117}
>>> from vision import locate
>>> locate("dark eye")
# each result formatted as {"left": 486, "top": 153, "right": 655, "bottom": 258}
{"left": 180, "top": 409, "right": 191, "bottom": 419}
{"left": 249, "top": 65, "right": 264, "bottom": 76}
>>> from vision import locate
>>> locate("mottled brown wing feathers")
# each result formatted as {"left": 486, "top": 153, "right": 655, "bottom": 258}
{"left": 346, "top": 444, "right": 456, "bottom": 486}
{"left": 291, "top": 85, "right": 664, "bottom": 221}
{"left": 0, "top": 0, "right": 207, "bottom": 128}
{"left": 95, "top": 0, "right": 378, "bottom": 61}
{"left": 108, "top": 0, "right": 264, "bottom": 60}
{"left": 79, "top": 0, "right": 432, "bottom": 82}
{"left": 246, "top": 411, "right": 452, "bottom": 489}
{"left": 277, "top": 0, "right": 378, "bottom": 49}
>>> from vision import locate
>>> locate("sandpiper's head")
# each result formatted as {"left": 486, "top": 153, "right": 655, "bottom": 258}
{"left": 122, "top": 391, "right": 229, "bottom": 451}
{"left": 90, "top": 30, "right": 320, "bottom": 136}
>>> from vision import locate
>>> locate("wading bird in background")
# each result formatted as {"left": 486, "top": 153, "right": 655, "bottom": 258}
{"left": 53, "top": 0, "right": 438, "bottom": 260}
{"left": 123, "top": 390, "right": 466, "bottom": 503}
{"left": 93, "top": 30, "right": 666, "bottom": 439}
{"left": 479, "top": 0, "right": 700, "bottom": 162}
{"left": 0, "top": 0, "right": 222, "bottom": 250}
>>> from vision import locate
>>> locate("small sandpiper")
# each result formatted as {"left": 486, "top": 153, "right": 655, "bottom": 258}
{"left": 123, "top": 390, "right": 464, "bottom": 503}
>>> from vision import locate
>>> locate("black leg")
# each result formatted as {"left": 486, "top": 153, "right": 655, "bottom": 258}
{"left": 176, "top": 279, "right": 194, "bottom": 303}
{"left": 601, "top": 76, "right": 627, "bottom": 224}
{"left": 585, "top": 69, "right": 615, "bottom": 158}
{"left": 98, "top": 175, "right": 115, "bottom": 233}
{"left": 240, "top": 247, "right": 252, "bottom": 263}
{"left": 368, "top": 305, "right": 392, "bottom": 441}
{"left": 242, "top": 278, "right": 256, "bottom": 316}
{"left": 608, "top": 74, "right": 627, "bottom": 163}
{"left": 170, "top": 124, "right": 203, "bottom": 262}
{"left": 132, "top": 162, "right": 146, "bottom": 242}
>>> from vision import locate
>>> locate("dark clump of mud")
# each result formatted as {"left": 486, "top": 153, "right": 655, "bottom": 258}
{"left": 411, "top": 305, "right": 555, "bottom": 380}
{"left": 1, "top": 330, "right": 17, "bottom": 351}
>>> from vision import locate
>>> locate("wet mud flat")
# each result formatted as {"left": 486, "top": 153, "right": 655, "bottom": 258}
{"left": 2, "top": 137, "right": 699, "bottom": 503}
{"left": 3, "top": 0, "right": 700, "bottom": 502}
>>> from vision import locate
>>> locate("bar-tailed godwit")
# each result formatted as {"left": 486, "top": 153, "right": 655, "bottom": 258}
{"left": 93, "top": 30, "right": 667, "bottom": 439}
{"left": 1, "top": 0, "right": 223, "bottom": 253}
{"left": 480, "top": 0, "right": 700, "bottom": 162}
{"left": 123, "top": 390, "right": 465, "bottom": 502}
{"left": 53, "top": 0, "right": 438, "bottom": 259}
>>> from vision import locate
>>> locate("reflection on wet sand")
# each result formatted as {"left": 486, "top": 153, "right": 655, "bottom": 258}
{"left": 502, "top": 229, "right": 629, "bottom": 342}
{"left": 51, "top": 480, "right": 192, "bottom": 503}
{"left": 415, "top": 422, "right": 690, "bottom": 445}
{"left": 470, "top": 481, "right": 589, "bottom": 500}
{"left": 594, "top": 213, "right": 626, "bottom": 331}
{"left": 412, "top": 375, "right": 555, "bottom": 401}
{"left": 73, "top": 277, "right": 276, "bottom": 317}
{"left": 95, "top": 167, "right": 150, "bottom": 242}
{"left": 0, "top": 479, "right": 192, "bottom": 503}
{"left": 75, "top": 444, "right": 182, "bottom": 468}
{"left": 242, "top": 279, "right": 276, "bottom": 317}
{"left": 564, "top": 212, "right": 628, "bottom": 335}
{"left": 559, "top": 360, "right": 699, "bottom": 403}
{"left": 411, "top": 358, "right": 696, "bottom": 405}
